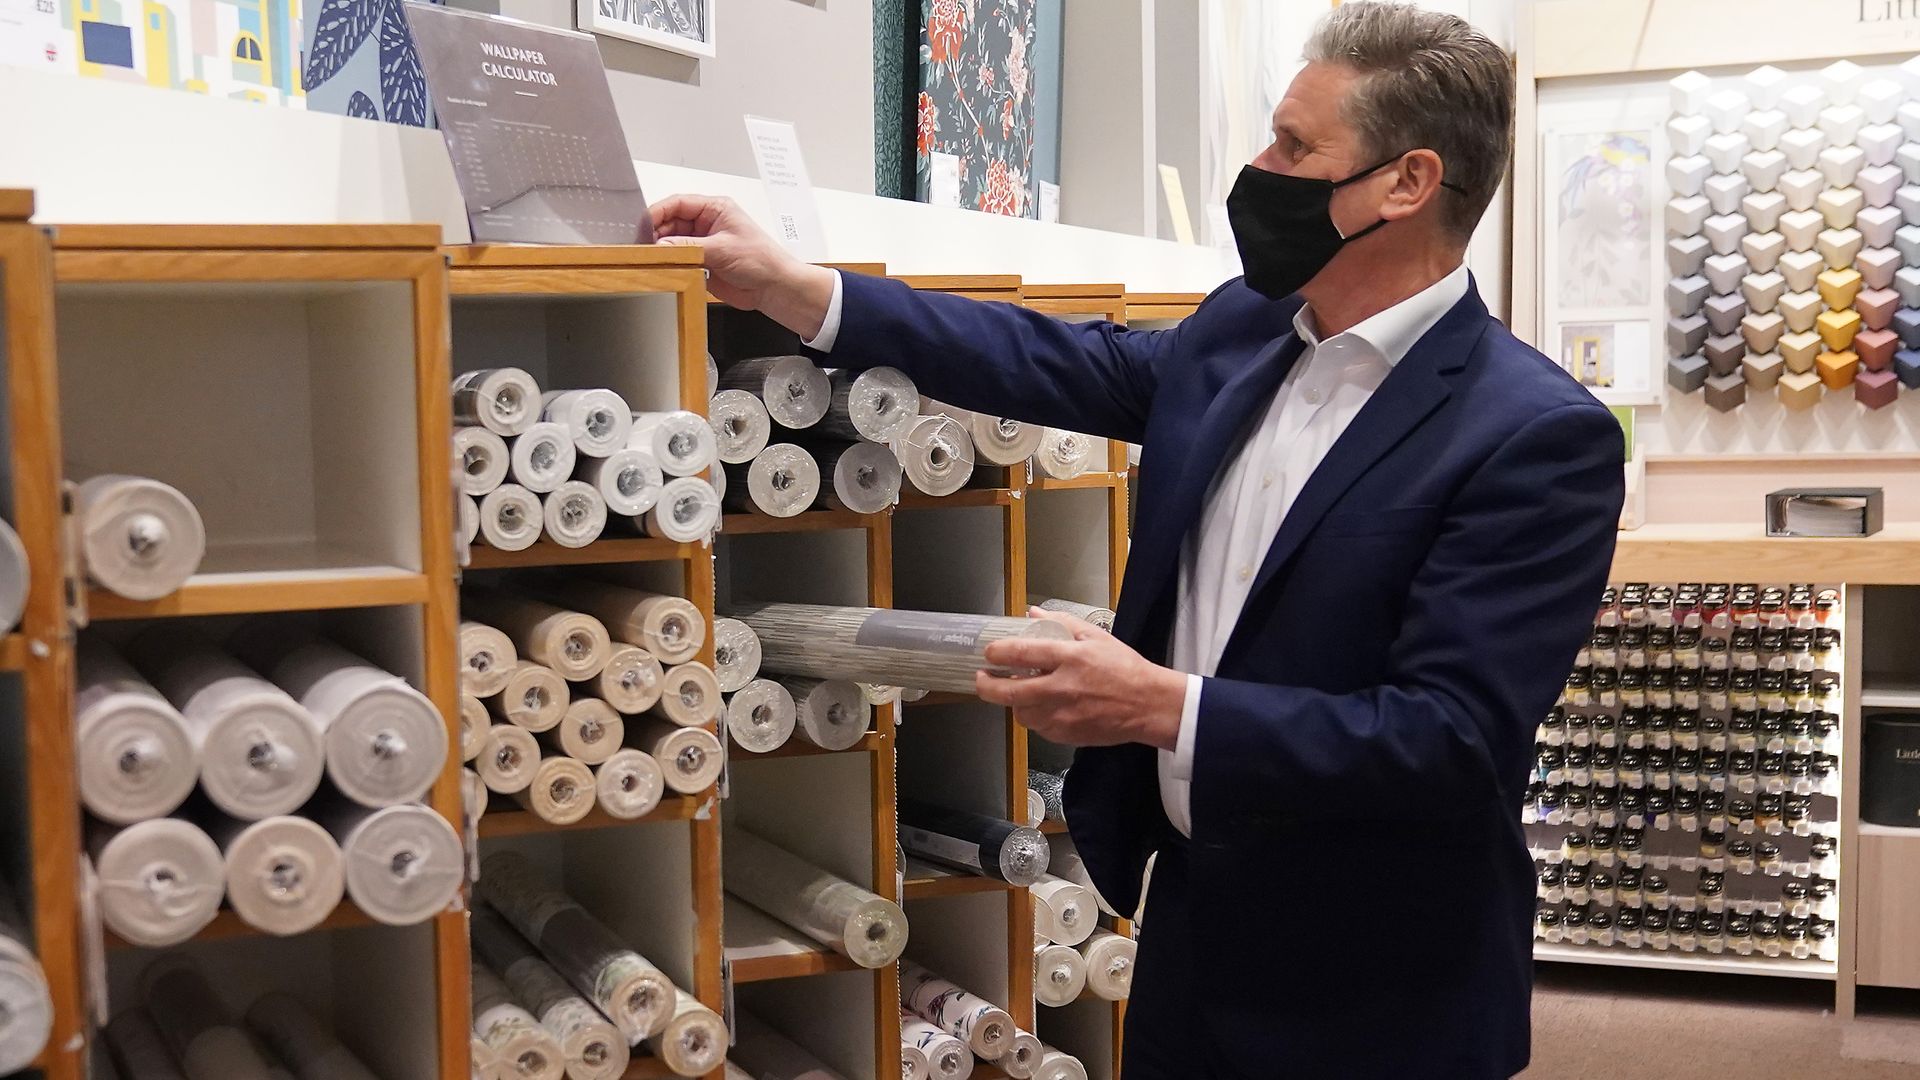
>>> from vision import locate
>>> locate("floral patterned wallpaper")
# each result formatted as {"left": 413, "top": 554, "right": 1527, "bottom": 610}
{"left": 917, "top": 0, "right": 1037, "bottom": 218}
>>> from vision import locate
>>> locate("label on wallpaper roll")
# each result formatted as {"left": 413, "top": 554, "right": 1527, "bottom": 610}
{"left": 745, "top": 115, "right": 827, "bottom": 262}
{"left": 856, "top": 611, "right": 995, "bottom": 653}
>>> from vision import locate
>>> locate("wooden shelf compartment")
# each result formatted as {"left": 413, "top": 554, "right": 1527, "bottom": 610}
{"left": 85, "top": 547, "right": 428, "bottom": 620}
{"left": 464, "top": 537, "right": 698, "bottom": 570}
{"left": 897, "top": 486, "right": 1018, "bottom": 510}
{"left": 725, "top": 898, "right": 862, "bottom": 983}
{"left": 1029, "top": 472, "right": 1125, "bottom": 492}
{"left": 1610, "top": 523, "right": 1920, "bottom": 585}
{"left": 478, "top": 793, "right": 709, "bottom": 839}
{"left": 722, "top": 508, "right": 887, "bottom": 536}
{"left": 105, "top": 901, "right": 387, "bottom": 950}
{"left": 739, "top": 731, "right": 886, "bottom": 759}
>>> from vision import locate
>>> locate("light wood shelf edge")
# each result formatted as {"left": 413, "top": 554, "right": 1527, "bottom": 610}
{"left": 85, "top": 572, "right": 431, "bottom": 620}
{"left": 1610, "top": 527, "right": 1920, "bottom": 585}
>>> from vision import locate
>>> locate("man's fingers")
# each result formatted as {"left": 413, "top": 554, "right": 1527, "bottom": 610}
{"left": 983, "top": 636, "right": 1073, "bottom": 671}
{"left": 975, "top": 670, "right": 1068, "bottom": 708}
{"left": 649, "top": 194, "right": 734, "bottom": 239}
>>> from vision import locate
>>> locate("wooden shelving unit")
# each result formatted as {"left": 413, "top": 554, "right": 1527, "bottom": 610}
{"left": 1121, "top": 292, "right": 1206, "bottom": 326}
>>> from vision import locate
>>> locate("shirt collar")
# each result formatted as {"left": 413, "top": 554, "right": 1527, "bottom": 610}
{"left": 1291, "top": 263, "right": 1472, "bottom": 368}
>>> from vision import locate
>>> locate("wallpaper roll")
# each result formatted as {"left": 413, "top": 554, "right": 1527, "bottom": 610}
{"left": 629, "top": 411, "right": 719, "bottom": 478}
{"left": 719, "top": 356, "right": 831, "bottom": 430}
{"left": 460, "top": 496, "right": 480, "bottom": 548}
{"left": 477, "top": 484, "right": 543, "bottom": 552}
{"left": 540, "top": 698, "right": 624, "bottom": 765}
{"left": 477, "top": 724, "right": 540, "bottom": 795}
{"left": 1032, "top": 430, "right": 1095, "bottom": 481}
{"left": 75, "top": 474, "right": 207, "bottom": 601}
{"left": 815, "top": 441, "right": 904, "bottom": 515}
{"left": 538, "top": 580, "right": 705, "bottom": 666}
{"left": 142, "top": 958, "right": 283, "bottom": 1080}
{"left": 470, "top": 1034, "right": 500, "bottom": 1080}
{"left": 269, "top": 640, "right": 447, "bottom": 808}
{"left": 1002, "top": 1030, "right": 1043, "bottom": 1080}
{"left": 646, "top": 989, "right": 726, "bottom": 1078}
{"left": 724, "top": 443, "right": 821, "bottom": 518}
{"left": 628, "top": 718, "right": 723, "bottom": 794}
{"left": 208, "top": 813, "right": 346, "bottom": 936}
{"left": 1033, "top": 1046, "right": 1088, "bottom": 1080}
{"left": 470, "top": 962, "right": 565, "bottom": 1080}
{"left": 477, "top": 851, "right": 676, "bottom": 1042}
{"left": 541, "top": 388, "right": 633, "bottom": 459}
{"left": 1079, "top": 930, "right": 1135, "bottom": 1001}
{"left": 652, "top": 662, "right": 722, "bottom": 728}
{"left": 0, "top": 885, "right": 49, "bottom": 1075}
{"left": 127, "top": 632, "right": 325, "bottom": 820}
{"left": 636, "top": 477, "right": 720, "bottom": 542}
{"left": 1023, "top": 790, "right": 1046, "bottom": 829}
{"left": 512, "top": 755, "right": 597, "bottom": 826}
{"left": 857, "top": 683, "right": 903, "bottom": 707}
{"left": 731, "top": 1011, "right": 851, "bottom": 1080}
{"left": 900, "top": 1009, "right": 973, "bottom": 1080}
{"left": 89, "top": 817, "right": 224, "bottom": 947}
{"left": 486, "top": 661, "right": 567, "bottom": 733}
{"left": 1033, "top": 941, "right": 1087, "bottom": 1007}
{"left": 322, "top": 802, "right": 462, "bottom": 926}
{"left": 901, "top": 960, "right": 1013, "bottom": 1061}
{"left": 463, "top": 591, "right": 613, "bottom": 683}
{"left": 902, "top": 1040, "right": 931, "bottom": 1080}
{"left": 470, "top": 907, "right": 629, "bottom": 1080}
{"left": 1032, "top": 598, "right": 1115, "bottom": 633}
{"left": 76, "top": 641, "right": 199, "bottom": 824}
{"left": 594, "top": 749, "right": 665, "bottom": 820}
{"left": 106, "top": 1009, "right": 188, "bottom": 1080}
{"left": 730, "top": 602, "right": 1073, "bottom": 695}
{"left": 461, "top": 695, "right": 488, "bottom": 763}
{"left": 967, "top": 414, "right": 1044, "bottom": 467}
{"left": 509, "top": 422, "right": 578, "bottom": 495}
{"left": 1031, "top": 876, "right": 1095, "bottom": 947}
{"left": 245, "top": 993, "right": 380, "bottom": 1080}
{"left": 724, "top": 678, "right": 796, "bottom": 753}
{"left": 589, "top": 644, "right": 665, "bottom": 715}
{"left": 541, "top": 481, "right": 608, "bottom": 549}
{"left": 453, "top": 367, "right": 542, "bottom": 437}
{"left": 706, "top": 354, "right": 720, "bottom": 399}
{"left": 461, "top": 621, "right": 519, "bottom": 699}
{"left": 1026, "top": 770, "right": 1067, "bottom": 825}
{"left": 722, "top": 824, "right": 908, "bottom": 969}
{"left": 899, "top": 800, "right": 1049, "bottom": 887}
{"left": 711, "top": 618, "right": 762, "bottom": 692}
{"left": 0, "top": 518, "right": 23, "bottom": 634}
{"left": 1041, "top": 847, "right": 1118, "bottom": 918}
{"left": 709, "top": 389, "right": 773, "bottom": 465}
{"left": 819, "top": 367, "right": 919, "bottom": 443}
{"left": 778, "top": 676, "right": 869, "bottom": 752}
{"left": 891, "top": 415, "right": 976, "bottom": 497}
{"left": 455, "top": 427, "right": 512, "bottom": 496}
{"left": 577, "top": 448, "right": 663, "bottom": 518}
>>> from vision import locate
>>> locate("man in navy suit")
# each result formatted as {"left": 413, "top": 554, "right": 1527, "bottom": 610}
{"left": 656, "top": 4, "right": 1622, "bottom": 1075}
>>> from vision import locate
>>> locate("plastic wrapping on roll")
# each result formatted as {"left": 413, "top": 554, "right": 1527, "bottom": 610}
{"left": 629, "top": 411, "right": 718, "bottom": 478}
{"left": 471, "top": 962, "right": 564, "bottom": 1080}
{"left": 901, "top": 1009, "right": 973, "bottom": 1080}
{"left": 470, "top": 1034, "right": 499, "bottom": 1080}
{"left": 777, "top": 676, "right": 869, "bottom": 751}
{"left": 0, "top": 518, "right": 23, "bottom": 634}
{"left": 1033, "top": 941, "right": 1087, "bottom": 1007}
{"left": 590, "top": 645, "right": 665, "bottom": 715}
{"left": 478, "top": 724, "right": 540, "bottom": 795}
{"left": 76, "top": 641, "right": 199, "bottom": 824}
{"left": 577, "top": 449, "right": 663, "bottom": 517}
{"left": 595, "top": 749, "right": 665, "bottom": 820}
{"left": 967, "top": 414, "right": 1044, "bottom": 467}
{"left": 127, "top": 632, "right": 325, "bottom": 820}
{"left": 268, "top": 640, "right": 447, "bottom": 808}
{"left": 478, "top": 484, "right": 543, "bottom": 551}
{"left": 321, "top": 802, "right": 462, "bottom": 926}
{"left": 1045, "top": 847, "right": 1118, "bottom": 918}
{"left": 719, "top": 356, "right": 831, "bottom": 430}
{"left": 819, "top": 367, "right": 919, "bottom": 442}
{"left": 487, "top": 661, "right": 567, "bottom": 732}
{"left": 899, "top": 800, "right": 1048, "bottom": 886}
{"left": 541, "top": 481, "right": 608, "bottom": 549}
{"left": 732, "top": 1011, "right": 852, "bottom": 1080}
{"left": 470, "top": 907, "right": 629, "bottom": 1080}
{"left": 891, "top": 415, "right": 976, "bottom": 496}
{"left": 477, "top": 851, "right": 677, "bottom": 1042}
{"left": 89, "top": 818, "right": 224, "bottom": 947}
{"left": 142, "top": 957, "right": 282, "bottom": 1079}
{"left": 456, "top": 427, "right": 512, "bottom": 497}
{"left": 709, "top": 389, "right": 773, "bottom": 465}
{"left": 461, "top": 695, "right": 488, "bottom": 763}
{"left": 513, "top": 755, "right": 597, "bottom": 825}
{"left": 1079, "top": 930, "right": 1135, "bottom": 1001}
{"left": 857, "top": 683, "right": 903, "bottom": 707}
{"left": 1031, "top": 876, "right": 1095, "bottom": 946}
{"left": 454, "top": 368, "right": 542, "bottom": 437}
{"left": 901, "top": 961, "right": 1013, "bottom": 1061}
{"left": 464, "top": 768, "right": 488, "bottom": 826}
{"left": 245, "top": 993, "right": 380, "bottom": 1080}
{"left": 1023, "top": 789, "right": 1046, "bottom": 829}
{"left": 628, "top": 717, "right": 723, "bottom": 794}
{"left": 636, "top": 476, "right": 721, "bottom": 542}
{"left": 541, "top": 698, "right": 624, "bottom": 765}
{"left": 729, "top": 602, "right": 1073, "bottom": 695}
{"left": 647, "top": 989, "right": 726, "bottom": 1078}
{"left": 652, "top": 661, "right": 722, "bottom": 727}
{"left": 463, "top": 591, "right": 613, "bottom": 683}
{"left": 106, "top": 1009, "right": 187, "bottom": 1080}
{"left": 1027, "top": 770, "right": 1066, "bottom": 825}
{"left": 724, "top": 443, "right": 821, "bottom": 518}
{"left": 0, "top": 883, "right": 49, "bottom": 1074}
{"left": 1032, "top": 430, "right": 1093, "bottom": 481}
{"left": 541, "top": 388, "right": 633, "bottom": 459}
{"left": 538, "top": 580, "right": 704, "bottom": 666}
{"left": 1003, "top": 1030, "right": 1042, "bottom": 1080}
{"left": 461, "top": 621, "right": 519, "bottom": 699}
{"left": 815, "top": 441, "right": 904, "bottom": 515}
{"left": 460, "top": 495, "right": 480, "bottom": 548}
{"left": 724, "top": 678, "right": 796, "bottom": 753}
{"left": 1033, "top": 598, "right": 1115, "bottom": 632}
{"left": 206, "top": 813, "right": 345, "bottom": 936}
{"left": 1033, "top": 1046, "right": 1087, "bottom": 1080}
{"left": 902, "top": 1040, "right": 931, "bottom": 1080}
{"left": 509, "top": 422, "right": 577, "bottom": 495}
{"left": 722, "top": 825, "right": 907, "bottom": 969}
{"left": 76, "top": 474, "right": 207, "bottom": 600}
{"left": 706, "top": 354, "right": 720, "bottom": 399}
{"left": 711, "top": 618, "right": 762, "bottom": 692}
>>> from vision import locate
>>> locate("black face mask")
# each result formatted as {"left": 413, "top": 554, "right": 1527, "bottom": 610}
{"left": 1227, "top": 155, "right": 1466, "bottom": 300}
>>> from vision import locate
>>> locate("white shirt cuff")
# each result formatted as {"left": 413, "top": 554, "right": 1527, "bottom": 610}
{"left": 1171, "top": 674, "right": 1202, "bottom": 781}
{"left": 801, "top": 270, "right": 845, "bottom": 353}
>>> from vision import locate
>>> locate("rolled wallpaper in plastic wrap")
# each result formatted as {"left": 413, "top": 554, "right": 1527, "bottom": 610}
{"left": 718, "top": 357, "right": 831, "bottom": 431}
{"left": 267, "top": 640, "right": 446, "bottom": 808}
{"left": 594, "top": 749, "right": 665, "bottom": 820}
{"left": 541, "top": 389, "right": 632, "bottom": 459}
{"left": 709, "top": 389, "right": 772, "bottom": 465}
{"left": 629, "top": 411, "right": 719, "bottom": 478}
{"left": 321, "top": 802, "right": 462, "bottom": 926}
{"left": 470, "top": 961, "right": 564, "bottom": 1080}
{"left": 470, "top": 906, "right": 628, "bottom": 1080}
{"left": 75, "top": 641, "right": 199, "bottom": 824}
{"left": 89, "top": 817, "right": 224, "bottom": 947}
{"left": 819, "top": 367, "right": 918, "bottom": 443}
{"left": 722, "top": 824, "right": 907, "bottom": 968}
{"left": 724, "top": 678, "right": 796, "bottom": 753}
{"left": 453, "top": 368, "right": 541, "bottom": 437}
{"left": 76, "top": 474, "right": 206, "bottom": 601}
{"left": 729, "top": 602, "right": 1071, "bottom": 695}
{"left": 900, "top": 960, "right": 1012, "bottom": 1060}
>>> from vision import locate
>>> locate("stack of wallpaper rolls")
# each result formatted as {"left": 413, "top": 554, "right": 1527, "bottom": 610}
{"left": 900, "top": 960, "right": 1085, "bottom": 1080}
{"left": 918, "top": 398, "right": 1100, "bottom": 484}
{"left": 455, "top": 366, "right": 722, "bottom": 549}
{"left": 78, "top": 624, "right": 458, "bottom": 946}
{"left": 460, "top": 581, "right": 724, "bottom": 824}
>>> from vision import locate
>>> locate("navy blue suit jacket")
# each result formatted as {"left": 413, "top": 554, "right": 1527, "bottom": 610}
{"left": 823, "top": 271, "right": 1624, "bottom": 1078}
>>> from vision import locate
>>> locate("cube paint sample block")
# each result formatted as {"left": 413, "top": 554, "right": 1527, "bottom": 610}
{"left": 1897, "top": 348, "right": 1920, "bottom": 388}
{"left": 1741, "top": 232, "right": 1787, "bottom": 274}
{"left": 1740, "top": 311, "right": 1787, "bottom": 354}
{"left": 1817, "top": 267, "right": 1864, "bottom": 309}
{"left": 1780, "top": 209, "right": 1824, "bottom": 251}
{"left": 1856, "top": 327, "right": 1899, "bottom": 370}
{"left": 1896, "top": 307, "right": 1920, "bottom": 348}
{"left": 1705, "top": 372, "right": 1748, "bottom": 412}
{"left": 1704, "top": 294, "right": 1748, "bottom": 335}
{"left": 1704, "top": 334, "right": 1747, "bottom": 374}
{"left": 1901, "top": 100, "right": 1920, "bottom": 141}
{"left": 1782, "top": 84, "right": 1827, "bottom": 129}
{"left": 1779, "top": 250, "right": 1826, "bottom": 292}
{"left": 1781, "top": 331, "right": 1823, "bottom": 372}
{"left": 1819, "top": 105, "right": 1867, "bottom": 147}
{"left": 1741, "top": 270, "right": 1787, "bottom": 313}
{"left": 1898, "top": 267, "right": 1920, "bottom": 308}
{"left": 1817, "top": 349, "right": 1860, "bottom": 389}
{"left": 1780, "top": 127, "right": 1828, "bottom": 170}
{"left": 1669, "top": 235, "right": 1713, "bottom": 276}
{"left": 1779, "top": 370, "right": 1825, "bottom": 409}
{"left": 1671, "top": 70, "right": 1714, "bottom": 115}
{"left": 1861, "top": 78, "right": 1906, "bottom": 125}
{"left": 1857, "top": 204, "right": 1903, "bottom": 247}
{"left": 1703, "top": 253, "right": 1750, "bottom": 294}
{"left": 1705, "top": 91, "right": 1749, "bottom": 135}
{"left": 1669, "top": 315, "right": 1712, "bottom": 355}
{"left": 1670, "top": 115, "right": 1713, "bottom": 157}
{"left": 1743, "top": 193, "right": 1788, "bottom": 234}
{"left": 1779, "top": 290, "right": 1824, "bottom": 332}
{"left": 1668, "top": 353, "right": 1710, "bottom": 393}
{"left": 1704, "top": 174, "right": 1751, "bottom": 215}
{"left": 1898, "top": 185, "right": 1920, "bottom": 225}
{"left": 1899, "top": 142, "right": 1920, "bottom": 184}
{"left": 1668, "top": 195, "right": 1713, "bottom": 235}
{"left": 1667, "top": 274, "right": 1711, "bottom": 316}
{"left": 1668, "top": 154, "right": 1714, "bottom": 196}
{"left": 1818, "top": 188, "right": 1865, "bottom": 230}
{"left": 1859, "top": 287, "right": 1901, "bottom": 330}
{"left": 1860, "top": 123, "right": 1904, "bottom": 167}
{"left": 1818, "top": 308, "right": 1863, "bottom": 351}
{"left": 1705, "top": 214, "right": 1749, "bottom": 255}
{"left": 1859, "top": 163, "right": 1904, "bottom": 206}
{"left": 1747, "top": 65, "right": 1790, "bottom": 109}
{"left": 1822, "top": 60, "right": 1865, "bottom": 106}
{"left": 1744, "top": 350, "right": 1786, "bottom": 389}
{"left": 1740, "top": 150, "right": 1789, "bottom": 193}
{"left": 1743, "top": 110, "right": 1791, "bottom": 153}
{"left": 1780, "top": 169, "right": 1826, "bottom": 211}
{"left": 1855, "top": 367, "right": 1900, "bottom": 408}
{"left": 1818, "top": 227, "right": 1865, "bottom": 269}
{"left": 1706, "top": 133, "right": 1753, "bottom": 175}
{"left": 1818, "top": 145, "right": 1866, "bottom": 186}
{"left": 1858, "top": 247, "right": 1903, "bottom": 290}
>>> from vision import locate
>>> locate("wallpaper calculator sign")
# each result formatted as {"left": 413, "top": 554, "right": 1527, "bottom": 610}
{"left": 403, "top": 2, "right": 652, "bottom": 244}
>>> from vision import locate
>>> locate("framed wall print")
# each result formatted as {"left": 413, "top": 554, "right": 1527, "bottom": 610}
{"left": 578, "top": 0, "right": 715, "bottom": 58}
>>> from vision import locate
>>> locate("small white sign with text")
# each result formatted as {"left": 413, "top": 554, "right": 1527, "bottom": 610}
{"left": 744, "top": 114, "right": 827, "bottom": 262}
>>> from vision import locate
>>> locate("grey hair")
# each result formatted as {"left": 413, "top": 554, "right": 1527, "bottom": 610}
{"left": 1304, "top": 1, "right": 1513, "bottom": 239}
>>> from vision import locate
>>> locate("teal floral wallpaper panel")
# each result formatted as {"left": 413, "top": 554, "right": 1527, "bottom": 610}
{"left": 917, "top": 0, "right": 1038, "bottom": 218}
